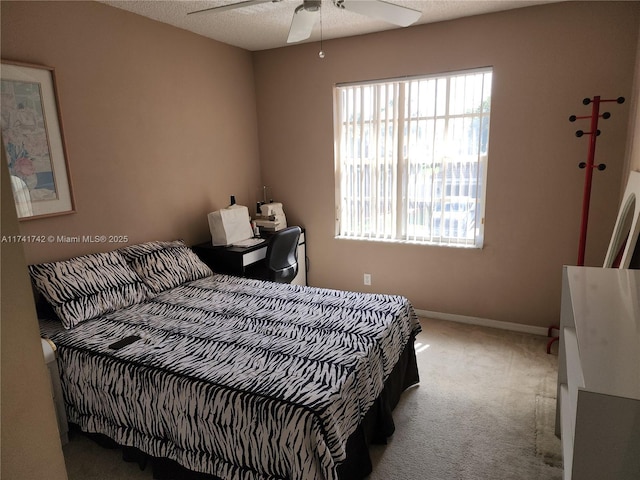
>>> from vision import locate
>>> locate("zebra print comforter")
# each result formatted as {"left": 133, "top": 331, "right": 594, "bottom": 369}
{"left": 42, "top": 274, "right": 421, "bottom": 480}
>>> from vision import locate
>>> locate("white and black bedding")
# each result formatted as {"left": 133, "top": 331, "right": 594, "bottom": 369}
{"left": 33, "top": 240, "right": 421, "bottom": 480}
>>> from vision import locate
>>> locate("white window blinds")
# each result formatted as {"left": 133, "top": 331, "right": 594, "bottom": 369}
{"left": 334, "top": 68, "right": 492, "bottom": 247}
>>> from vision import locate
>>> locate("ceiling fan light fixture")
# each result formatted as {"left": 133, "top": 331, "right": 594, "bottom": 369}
{"left": 287, "top": 5, "right": 320, "bottom": 43}
{"left": 335, "top": 0, "right": 421, "bottom": 27}
{"left": 189, "top": 0, "right": 423, "bottom": 46}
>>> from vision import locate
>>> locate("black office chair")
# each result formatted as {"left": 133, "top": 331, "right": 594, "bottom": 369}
{"left": 253, "top": 226, "right": 302, "bottom": 284}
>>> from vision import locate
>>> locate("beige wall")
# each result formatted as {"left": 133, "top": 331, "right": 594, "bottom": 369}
{"left": 1, "top": 1, "right": 262, "bottom": 265}
{"left": 1, "top": 150, "right": 67, "bottom": 478}
{"left": 253, "top": 1, "right": 640, "bottom": 327}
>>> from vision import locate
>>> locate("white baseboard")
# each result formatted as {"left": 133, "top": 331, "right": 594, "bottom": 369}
{"left": 414, "top": 309, "right": 551, "bottom": 337}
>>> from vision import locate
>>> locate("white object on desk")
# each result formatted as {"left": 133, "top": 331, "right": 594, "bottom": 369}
{"left": 232, "top": 237, "right": 265, "bottom": 248}
{"left": 208, "top": 205, "right": 254, "bottom": 246}
{"left": 255, "top": 202, "right": 287, "bottom": 231}
{"left": 556, "top": 266, "right": 640, "bottom": 480}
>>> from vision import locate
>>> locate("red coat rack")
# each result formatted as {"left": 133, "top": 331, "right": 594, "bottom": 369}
{"left": 548, "top": 95, "right": 625, "bottom": 355}
{"left": 569, "top": 95, "right": 625, "bottom": 266}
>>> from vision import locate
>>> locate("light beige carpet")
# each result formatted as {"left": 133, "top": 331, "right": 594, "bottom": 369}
{"left": 367, "top": 317, "right": 562, "bottom": 480}
{"left": 63, "top": 317, "right": 563, "bottom": 480}
{"left": 535, "top": 395, "right": 563, "bottom": 468}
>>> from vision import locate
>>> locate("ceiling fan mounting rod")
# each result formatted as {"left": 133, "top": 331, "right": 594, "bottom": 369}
{"left": 303, "top": 0, "right": 322, "bottom": 12}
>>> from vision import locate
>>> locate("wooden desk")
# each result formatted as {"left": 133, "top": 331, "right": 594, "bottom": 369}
{"left": 192, "top": 239, "right": 268, "bottom": 277}
{"left": 192, "top": 229, "right": 306, "bottom": 285}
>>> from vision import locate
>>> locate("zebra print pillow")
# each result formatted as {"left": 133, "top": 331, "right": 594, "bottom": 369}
{"left": 29, "top": 251, "right": 151, "bottom": 329}
{"left": 118, "top": 240, "right": 212, "bottom": 294}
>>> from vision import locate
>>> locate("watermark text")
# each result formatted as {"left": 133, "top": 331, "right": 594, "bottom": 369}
{"left": 1, "top": 234, "right": 129, "bottom": 244}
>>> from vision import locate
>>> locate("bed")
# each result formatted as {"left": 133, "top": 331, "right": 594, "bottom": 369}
{"left": 33, "top": 240, "right": 421, "bottom": 480}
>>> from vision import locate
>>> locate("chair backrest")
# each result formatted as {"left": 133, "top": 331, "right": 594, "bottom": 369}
{"left": 266, "top": 226, "right": 302, "bottom": 283}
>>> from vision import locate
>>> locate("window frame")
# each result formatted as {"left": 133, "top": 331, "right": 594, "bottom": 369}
{"left": 333, "top": 67, "right": 492, "bottom": 248}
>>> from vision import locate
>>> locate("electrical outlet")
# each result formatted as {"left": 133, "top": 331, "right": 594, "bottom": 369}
{"left": 363, "top": 273, "right": 371, "bottom": 286}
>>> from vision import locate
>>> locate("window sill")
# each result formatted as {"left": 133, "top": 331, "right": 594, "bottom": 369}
{"left": 335, "top": 235, "right": 483, "bottom": 249}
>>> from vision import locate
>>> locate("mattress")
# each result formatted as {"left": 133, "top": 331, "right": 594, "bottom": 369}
{"left": 41, "top": 273, "right": 421, "bottom": 480}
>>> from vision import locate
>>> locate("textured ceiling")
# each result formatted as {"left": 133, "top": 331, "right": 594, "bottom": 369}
{"left": 101, "top": 0, "right": 562, "bottom": 51}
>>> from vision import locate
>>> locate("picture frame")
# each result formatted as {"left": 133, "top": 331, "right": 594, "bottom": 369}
{"left": 1, "top": 60, "right": 75, "bottom": 220}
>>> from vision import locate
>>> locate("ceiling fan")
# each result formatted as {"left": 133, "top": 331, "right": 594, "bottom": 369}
{"left": 187, "top": 0, "right": 422, "bottom": 44}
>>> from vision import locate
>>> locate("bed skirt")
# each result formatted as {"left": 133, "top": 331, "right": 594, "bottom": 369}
{"left": 78, "top": 334, "right": 419, "bottom": 480}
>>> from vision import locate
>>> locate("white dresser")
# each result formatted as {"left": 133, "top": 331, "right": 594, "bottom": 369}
{"left": 555, "top": 266, "right": 640, "bottom": 480}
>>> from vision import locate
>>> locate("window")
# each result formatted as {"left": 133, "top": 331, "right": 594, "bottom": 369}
{"left": 334, "top": 68, "right": 492, "bottom": 247}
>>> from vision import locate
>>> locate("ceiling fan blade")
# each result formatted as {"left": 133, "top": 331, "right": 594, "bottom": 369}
{"left": 287, "top": 6, "right": 319, "bottom": 43}
{"left": 187, "top": 0, "right": 274, "bottom": 16}
{"left": 340, "top": 0, "right": 421, "bottom": 27}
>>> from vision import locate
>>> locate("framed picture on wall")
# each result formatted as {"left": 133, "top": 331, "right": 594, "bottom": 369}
{"left": 1, "top": 60, "right": 75, "bottom": 220}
